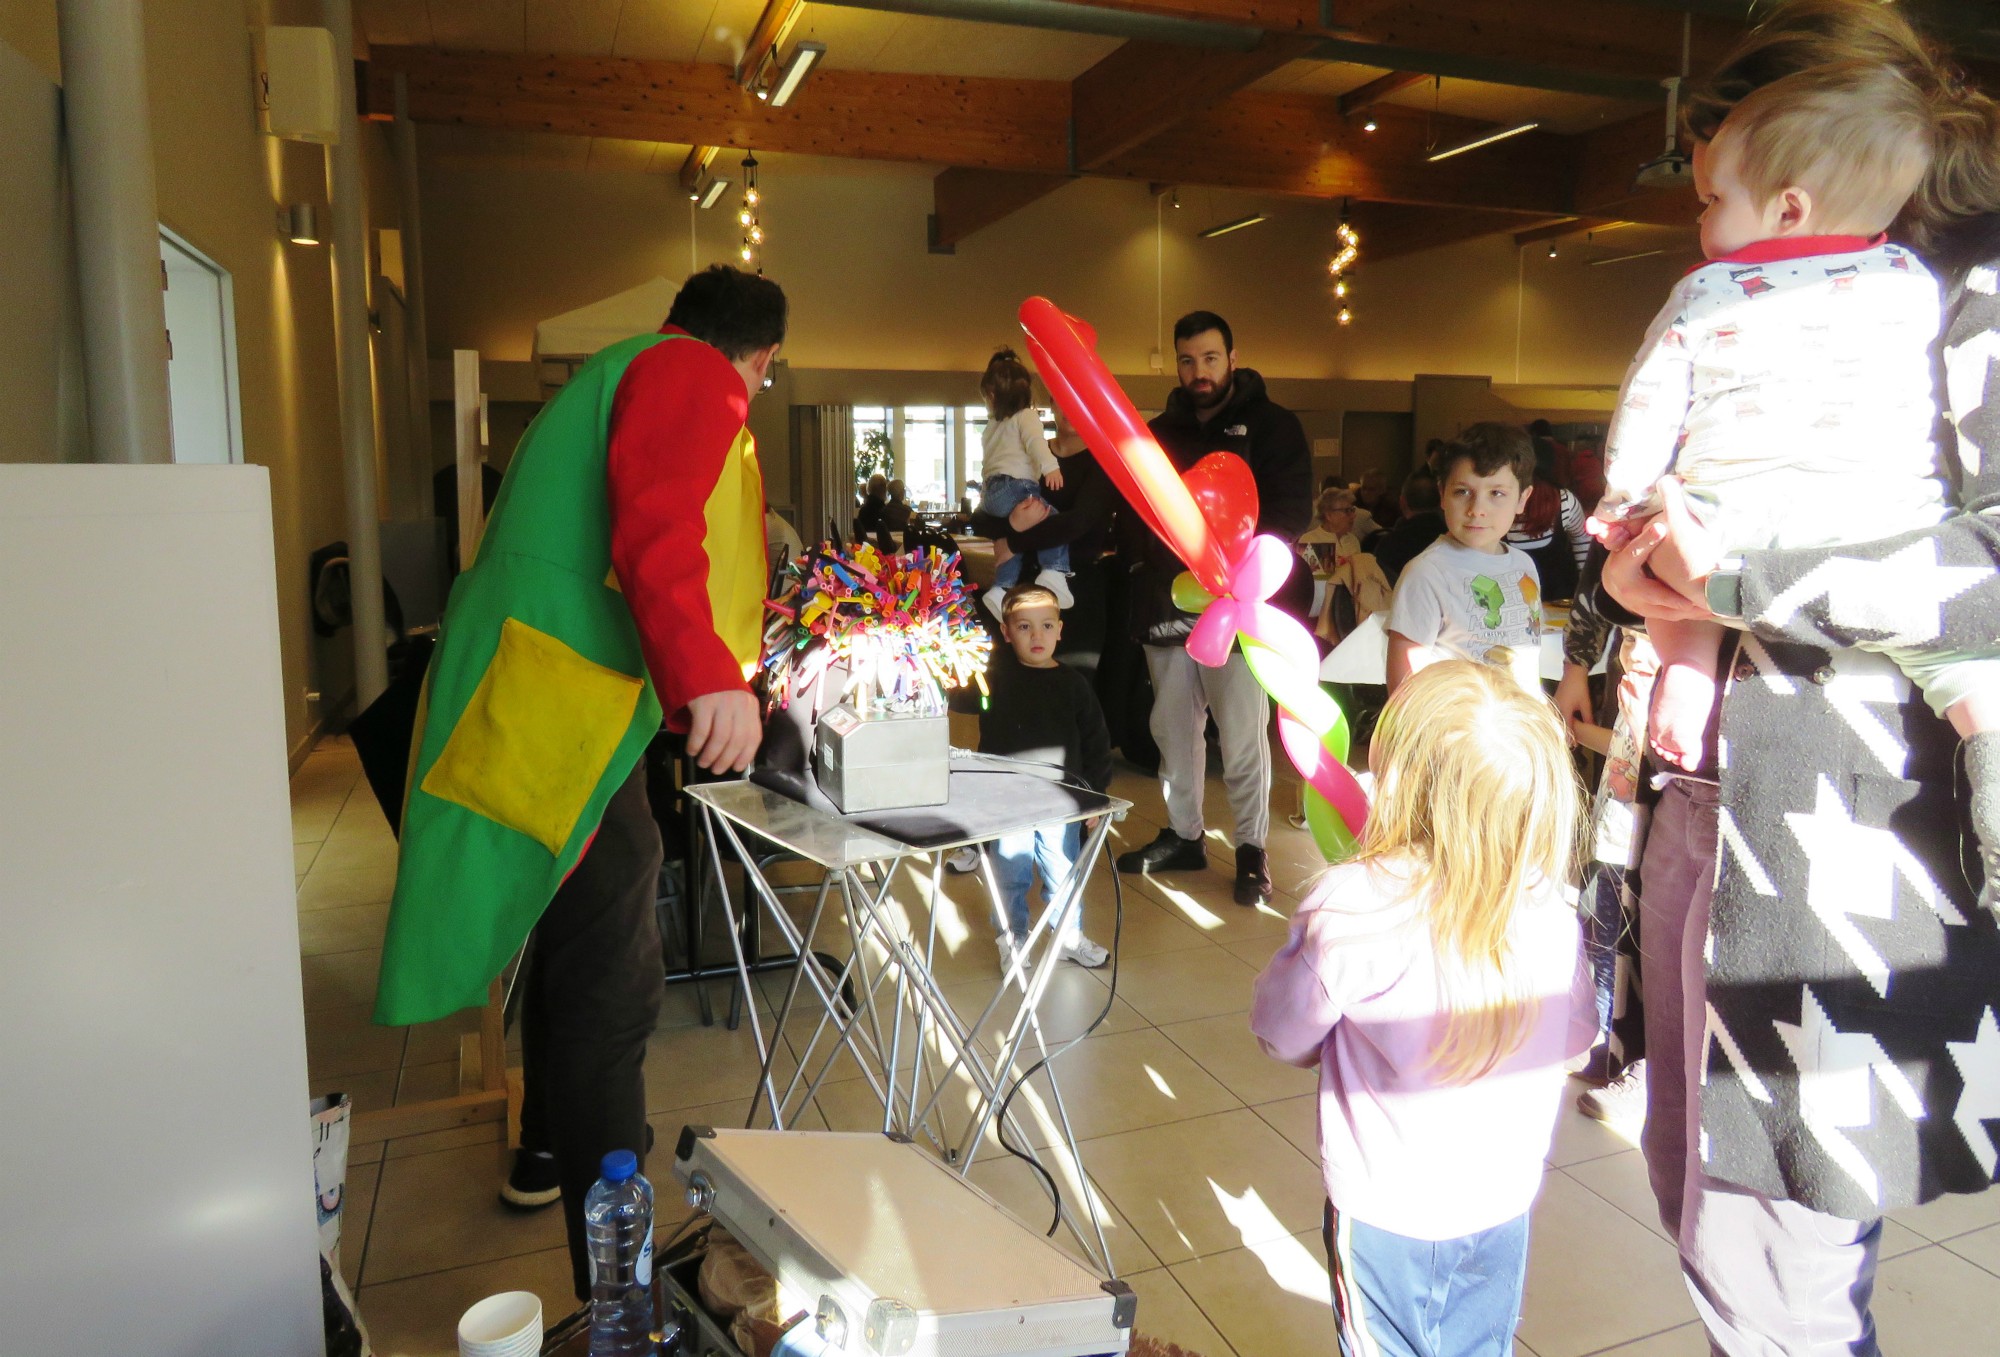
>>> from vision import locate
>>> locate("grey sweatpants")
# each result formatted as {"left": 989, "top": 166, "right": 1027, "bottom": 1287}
{"left": 1639, "top": 778, "right": 1882, "bottom": 1356}
{"left": 1144, "top": 644, "right": 1271, "bottom": 849}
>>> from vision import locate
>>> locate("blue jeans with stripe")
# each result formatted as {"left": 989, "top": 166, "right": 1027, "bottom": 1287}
{"left": 1322, "top": 1201, "right": 1529, "bottom": 1357}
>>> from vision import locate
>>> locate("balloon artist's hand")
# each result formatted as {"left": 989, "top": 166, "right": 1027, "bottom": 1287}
{"left": 1601, "top": 518, "right": 1715, "bottom": 624}
{"left": 1553, "top": 662, "right": 1592, "bottom": 745}
{"left": 1009, "top": 496, "right": 1051, "bottom": 531}
{"left": 686, "top": 689, "right": 763, "bottom": 773}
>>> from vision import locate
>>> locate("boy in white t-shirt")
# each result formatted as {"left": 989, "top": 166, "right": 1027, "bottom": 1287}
{"left": 978, "top": 349, "right": 1072, "bottom": 616}
{"left": 1387, "top": 424, "right": 1543, "bottom": 696}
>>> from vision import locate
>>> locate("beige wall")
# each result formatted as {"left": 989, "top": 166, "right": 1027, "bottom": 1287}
{"left": 0, "top": 0, "right": 413, "bottom": 764}
{"left": 421, "top": 156, "right": 1689, "bottom": 388}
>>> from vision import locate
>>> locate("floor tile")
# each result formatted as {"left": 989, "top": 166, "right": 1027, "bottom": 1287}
{"left": 1169, "top": 1229, "right": 1337, "bottom": 1357}
{"left": 338, "top": 1158, "right": 379, "bottom": 1291}
{"left": 299, "top": 902, "right": 390, "bottom": 957}
{"left": 645, "top": 1014, "right": 801, "bottom": 1115}
{"left": 1009, "top": 1025, "right": 1244, "bottom": 1146}
{"left": 1587, "top": 1323, "right": 1710, "bottom": 1356}
{"left": 307, "top": 1003, "right": 408, "bottom": 1081}
{"left": 385, "top": 1124, "right": 505, "bottom": 1162}
{"left": 396, "top": 1059, "right": 460, "bottom": 1106}
{"left": 302, "top": 947, "right": 383, "bottom": 1013}
{"left": 1943, "top": 1220, "right": 2000, "bottom": 1276}
{"left": 1890, "top": 1181, "right": 2000, "bottom": 1242}
{"left": 1250, "top": 1095, "right": 1320, "bottom": 1161}
{"left": 943, "top": 964, "right": 1147, "bottom": 1049}
{"left": 357, "top": 1245, "right": 576, "bottom": 1355}
{"left": 1560, "top": 1151, "right": 1669, "bottom": 1242}
{"left": 313, "top": 832, "right": 401, "bottom": 874}
{"left": 1111, "top": 947, "right": 1260, "bottom": 1027}
{"left": 295, "top": 840, "right": 322, "bottom": 874}
{"left": 1224, "top": 936, "right": 1285, "bottom": 973}
{"left": 1093, "top": 892, "right": 1216, "bottom": 959}
{"left": 298, "top": 862, "right": 399, "bottom": 912}
{"left": 363, "top": 1143, "right": 568, "bottom": 1285}
{"left": 1123, "top": 1266, "right": 1238, "bottom": 1357}
{"left": 1875, "top": 1242, "right": 2000, "bottom": 1353}
{"left": 965, "top": 1152, "right": 1161, "bottom": 1276}
{"left": 404, "top": 1008, "right": 486, "bottom": 1066}
{"left": 1084, "top": 1108, "right": 1324, "bottom": 1266}
{"left": 1159, "top": 1013, "right": 1316, "bottom": 1107}
{"left": 1517, "top": 1173, "right": 1694, "bottom": 1357}
{"left": 1138, "top": 878, "right": 1296, "bottom": 945}
{"left": 1545, "top": 1086, "right": 1639, "bottom": 1167}
{"left": 316, "top": 1067, "right": 399, "bottom": 1117}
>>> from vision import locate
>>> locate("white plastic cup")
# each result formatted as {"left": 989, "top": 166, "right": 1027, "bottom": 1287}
{"left": 457, "top": 1290, "right": 543, "bottom": 1357}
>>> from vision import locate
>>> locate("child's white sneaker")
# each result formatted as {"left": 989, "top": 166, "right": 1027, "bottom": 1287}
{"left": 1059, "top": 934, "right": 1110, "bottom": 969}
{"left": 944, "top": 846, "right": 980, "bottom": 874}
{"left": 1035, "top": 569, "right": 1075, "bottom": 609}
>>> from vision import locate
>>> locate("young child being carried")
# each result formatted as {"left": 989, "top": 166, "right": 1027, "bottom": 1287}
{"left": 1595, "top": 62, "right": 1994, "bottom": 775}
{"left": 1251, "top": 661, "right": 1595, "bottom": 1357}
{"left": 972, "top": 583, "right": 1113, "bottom": 970}
{"left": 1385, "top": 424, "right": 1544, "bottom": 696}
{"left": 979, "top": 349, "right": 1073, "bottom": 618}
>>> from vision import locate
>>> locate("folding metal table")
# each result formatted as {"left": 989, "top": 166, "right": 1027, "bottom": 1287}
{"left": 686, "top": 767, "right": 1130, "bottom": 1275}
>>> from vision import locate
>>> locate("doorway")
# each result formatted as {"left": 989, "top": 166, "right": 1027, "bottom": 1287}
{"left": 159, "top": 227, "right": 243, "bottom": 465}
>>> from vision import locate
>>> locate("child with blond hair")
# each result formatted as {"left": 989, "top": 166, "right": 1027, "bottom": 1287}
{"left": 1251, "top": 661, "right": 1594, "bottom": 1357}
{"left": 1596, "top": 60, "right": 1999, "bottom": 792}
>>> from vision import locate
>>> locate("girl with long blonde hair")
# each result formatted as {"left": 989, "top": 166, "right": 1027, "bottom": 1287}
{"left": 1251, "top": 660, "right": 1592, "bottom": 1357}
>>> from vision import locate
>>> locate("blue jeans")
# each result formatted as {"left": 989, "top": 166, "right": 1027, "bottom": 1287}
{"left": 982, "top": 474, "right": 1069, "bottom": 584}
{"left": 1323, "top": 1202, "right": 1529, "bottom": 1357}
{"left": 989, "top": 821, "right": 1080, "bottom": 942}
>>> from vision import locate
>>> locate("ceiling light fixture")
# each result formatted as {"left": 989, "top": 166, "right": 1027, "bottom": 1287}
{"left": 279, "top": 203, "right": 320, "bottom": 244}
{"left": 768, "top": 40, "right": 825, "bottom": 108}
{"left": 738, "top": 153, "right": 763, "bottom": 270}
{"left": 1328, "top": 210, "right": 1360, "bottom": 325}
{"left": 1426, "top": 120, "right": 1539, "bottom": 163}
{"left": 1362, "top": 117, "right": 1377, "bottom": 132}
{"left": 698, "top": 178, "right": 730, "bottom": 209}
{"left": 1547, "top": 243, "right": 1558, "bottom": 259}
{"left": 1199, "top": 213, "right": 1266, "bottom": 238}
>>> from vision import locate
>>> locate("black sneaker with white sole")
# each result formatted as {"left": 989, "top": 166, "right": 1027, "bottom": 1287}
{"left": 1234, "top": 843, "right": 1273, "bottom": 906}
{"left": 499, "top": 1148, "right": 561, "bottom": 1210}
{"left": 1115, "top": 827, "right": 1208, "bottom": 875}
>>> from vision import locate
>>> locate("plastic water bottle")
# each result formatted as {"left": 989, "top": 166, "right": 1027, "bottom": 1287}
{"left": 585, "top": 1149, "right": 656, "bottom": 1356}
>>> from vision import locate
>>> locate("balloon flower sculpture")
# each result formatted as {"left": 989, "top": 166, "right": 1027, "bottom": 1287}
{"left": 1018, "top": 297, "right": 1368, "bottom": 861}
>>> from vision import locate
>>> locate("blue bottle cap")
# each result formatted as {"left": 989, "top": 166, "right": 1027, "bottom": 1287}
{"left": 600, "top": 1149, "right": 638, "bottom": 1183}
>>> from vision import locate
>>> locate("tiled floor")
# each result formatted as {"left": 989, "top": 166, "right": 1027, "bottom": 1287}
{"left": 293, "top": 735, "right": 2000, "bottom": 1357}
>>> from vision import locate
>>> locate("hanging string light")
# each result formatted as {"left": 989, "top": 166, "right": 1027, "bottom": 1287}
{"left": 1329, "top": 205, "right": 1360, "bottom": 326}
{"left": 737, "top": 152, "right": 764, "bottom": 271}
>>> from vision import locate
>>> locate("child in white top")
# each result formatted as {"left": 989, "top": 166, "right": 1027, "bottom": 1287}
{"left": 1252, "top": 660, "right": 1593, "bottom": 1357}
{"left": 978, "top": 349, "right": 1072, "bottom": 615}
{"left": 1387, "top": 424, "right": 1543, "bottom": 696}
{"left": 1594, "top": 63, "right": 1994, "bottom": 774}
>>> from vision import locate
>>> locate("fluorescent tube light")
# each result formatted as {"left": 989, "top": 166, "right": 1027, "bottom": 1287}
{"left": 1426, "top": 121, "right": 1539, "bottom": 163}
{"left": 1589, "top": 248, "right": 1666, "bottom": 266}
{"left": 1199, "top": 213, "right": 1267, "bottom": 238}
{"left": 698, "top": 178, "right": 730, "bottom": 209}
{"left": 769, "top": 41, "right": 826, "bottom": 107}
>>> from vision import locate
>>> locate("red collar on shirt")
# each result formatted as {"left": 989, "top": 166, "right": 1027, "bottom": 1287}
{"left": 1689, "top": 233, "right": 1887, "bottom": 274}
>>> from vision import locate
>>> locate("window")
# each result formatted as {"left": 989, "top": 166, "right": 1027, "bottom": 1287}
{"left": 852, "top": 406, "right": 890, "bottom": 491}
{"left": 902, "top": 405, "right": 950, "bottom": 509}
{"left": 961, "top": 406, "right": 987, "bottom": 505}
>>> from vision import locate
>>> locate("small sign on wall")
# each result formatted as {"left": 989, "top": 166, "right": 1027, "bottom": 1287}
{"left": 1312, "top": 437, "right": 1342, "bottom": 481}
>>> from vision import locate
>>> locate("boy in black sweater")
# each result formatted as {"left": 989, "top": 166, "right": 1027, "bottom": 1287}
{"left": 975, "top": 583, "right": 1114, "bottom": 969}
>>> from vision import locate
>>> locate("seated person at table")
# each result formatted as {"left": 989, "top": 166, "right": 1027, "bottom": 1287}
{"left": 978, "top": 349, "right": 1073, "bottom": 616}
{"left": 969, "top": 583, "right": 1113, "bottom": 970}
{"left": 1370, "top": 468, "right": 1446, "bottom": 584}
{"left": 1386, "top": 425, "right": 1541, "bottom": 696}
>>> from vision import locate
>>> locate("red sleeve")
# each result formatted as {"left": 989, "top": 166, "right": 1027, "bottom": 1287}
{"left": 606, "top": 336, "right": 752, "bottom": 729}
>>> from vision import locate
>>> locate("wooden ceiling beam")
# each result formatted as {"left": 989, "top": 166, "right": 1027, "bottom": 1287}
{"left": 736, "top": 0, "right": 805, "bottom": 86}
{"left": 1513, "top": 216, "right": 1616, "bottom": 247}
{"left": 1570, "top": 107, "right": 1697, "bottom": 226}
{"left": 1350, "top": 0, "right": 1737, "bottom": 84}
{"left": 1072, "top": 32, "right": 1316, "bottom": 169}
{"left": 1352, "top": 204, "right": 1573, "bottom": 262}
{"left": 930, "top": 168, "right": 1076, "bottom": 251}
{"left": 1337, "top": 70, "right": 1427, "bottom": 116}
{"left": 678, "top": 145, "right": 719, "bottom": 193}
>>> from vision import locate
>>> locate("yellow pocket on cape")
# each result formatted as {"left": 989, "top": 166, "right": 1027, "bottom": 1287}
{"left": 421, "top": 617, "right": 643, "bottom": 854}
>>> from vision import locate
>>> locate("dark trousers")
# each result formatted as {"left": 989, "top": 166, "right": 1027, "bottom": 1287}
{"left": 517, "top": 759, "right": 666, "bottom": 1301}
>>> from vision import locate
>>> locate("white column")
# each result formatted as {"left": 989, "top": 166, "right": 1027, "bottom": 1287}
{"left": 323, "top": 0, "right": 388, "bottom": 705}
{"left": 55, "top": 0, "right": 173, "bottom": 464}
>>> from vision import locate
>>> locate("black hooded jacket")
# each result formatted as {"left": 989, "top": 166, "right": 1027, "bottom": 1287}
{"left": 1123, "top": 367, "right": 1314, "bottom": 643}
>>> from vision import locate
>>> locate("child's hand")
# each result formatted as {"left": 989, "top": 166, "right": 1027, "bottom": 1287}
{"left": 1044, "top": 468, "right": 1064, "bottom": 492}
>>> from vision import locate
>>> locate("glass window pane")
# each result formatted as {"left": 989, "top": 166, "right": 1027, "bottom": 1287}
{"left": 962, "top": 406, "right": 987, "bottom": 494}
{"left": 901, "top": 406, "right": 949, "bottom": 509}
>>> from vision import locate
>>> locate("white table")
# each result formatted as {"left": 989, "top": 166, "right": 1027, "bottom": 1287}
{"left": 687, "top": 773, "right": 1131, "bottom": 1275}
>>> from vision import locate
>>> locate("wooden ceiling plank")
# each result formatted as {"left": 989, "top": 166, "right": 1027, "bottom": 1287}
{"left": 1354, "top": 0, "right": 1736, "bottom": 84}
{"left": 678, "top": 145, "right": 720, "bottom": 191}
{"left": 1071, "top": 31, "right": 1315, "bottom": 169}
{"left": 737, "top": 0, "right": 806, "bottom": 84}
{"left": 1336, "top": 69, "right": 1426, "bottom": 115}
{"left": 1513, "top": 216, "right": 1615, "bottom": 246}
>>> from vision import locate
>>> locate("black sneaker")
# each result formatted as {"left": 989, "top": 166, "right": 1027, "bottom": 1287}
{"left": 1115, "top": 827, "right": 1208, "bottom": 875}
{"left": 1234, "top": 844, "right": 1273, "bottom": 906}
{"left": 499, "top": 1148, "right": 561, "bottom": 1210}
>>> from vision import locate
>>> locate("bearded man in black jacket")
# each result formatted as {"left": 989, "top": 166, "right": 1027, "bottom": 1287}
{"left": 1115, "top": 311, "right": 1313, "bottom": 905}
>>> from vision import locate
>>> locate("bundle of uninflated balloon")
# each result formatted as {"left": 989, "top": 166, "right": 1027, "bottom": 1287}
{"left": 1018, "top": 296, "right": 1369, "bottom": 862}
{"left": 761, "top": 541, "right": 991, "bottom": 718}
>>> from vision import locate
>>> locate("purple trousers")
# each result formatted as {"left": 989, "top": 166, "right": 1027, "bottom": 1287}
{"left": 1638, "top": 778, "right": 1882, "bottom": 1356}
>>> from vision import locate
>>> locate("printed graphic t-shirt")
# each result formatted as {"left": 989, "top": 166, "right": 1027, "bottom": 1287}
{"left": 1387, "top": 538, "right": 1542, "bottom": 680}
